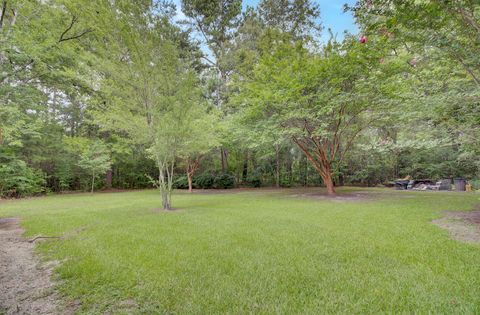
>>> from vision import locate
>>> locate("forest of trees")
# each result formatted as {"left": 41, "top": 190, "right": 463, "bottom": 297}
{"left": 1, "top": 0, "right": 479, "bottom": 208}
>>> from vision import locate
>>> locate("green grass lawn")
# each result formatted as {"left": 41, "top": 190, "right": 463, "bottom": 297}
{"left": 1, "top": 188, "right": 480, "bottom": 314}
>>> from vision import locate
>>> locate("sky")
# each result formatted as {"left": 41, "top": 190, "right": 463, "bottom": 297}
{"left": 242, "top": 0, "right": 358, "bottom": 40}
{"left": 173, "top": 0, "right": 358, "bottom": 42}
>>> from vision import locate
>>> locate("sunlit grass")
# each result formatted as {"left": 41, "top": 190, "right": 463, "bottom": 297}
{"left": 1, "top": 188, "right": 479, "bottom": 313}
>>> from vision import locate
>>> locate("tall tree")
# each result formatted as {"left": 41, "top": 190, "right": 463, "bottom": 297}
{"left": 258, "top": 0, "right": 322, "bottom": 41}
{"left": 181, "top": 0, "right": 242, "bottom": 172}
{"left": 180, "top": 0, "right": 241, "bottom": 107}
{"left": 92, "top": 2, "right": 207, "bottom": 209}
{"left": 235, "top": 33, "right": 409, "bottom": 194}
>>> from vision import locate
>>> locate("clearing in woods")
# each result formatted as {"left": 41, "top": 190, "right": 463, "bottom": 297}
{"left": 0, "top": 188, "right": 479, "bottom": 314}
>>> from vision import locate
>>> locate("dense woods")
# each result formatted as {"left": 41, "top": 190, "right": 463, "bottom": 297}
{"left": 1, "top": 0, "right": 479, "bottom": 207}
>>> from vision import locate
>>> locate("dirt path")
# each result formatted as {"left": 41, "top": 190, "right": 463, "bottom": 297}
{"left": 0, "top": 218, "right": 67, "bottom": 315}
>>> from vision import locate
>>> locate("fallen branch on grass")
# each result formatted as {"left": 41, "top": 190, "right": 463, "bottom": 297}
{"left": 27, "top": 221, "right": 100, "bottom": 243}
{"left": 28, "top": 236, "right": 62, "bottom": 243}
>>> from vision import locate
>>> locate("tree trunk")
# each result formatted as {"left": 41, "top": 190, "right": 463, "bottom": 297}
{"left": 0, "top": 1, "right": 7, "bottom": 30}
{"left": 158, "top": 163, "right": 172, "bottom": 210}
{"left": 292, "top": 137, "right": 336, "bottom": 195}
{"left": 275, "top": 144, "right": 280, "bottom": 188}
{"left": 91, "top": 171, "right": 95, "bottom": 193}
{"left": 322, "top": 171, "right": 335, "bottom": 195}
{"left": 161, "top": 189, "right": 171, "bottom": 210}
{"left": 187, "top": 172, "right": 193, "bottom": 193}
{"left": 220, "top": 148, "right": 225, "bottom": 173}
{"left": 242, "top": 150, "right": 248, "bottom": 183}
{"left": 224, "top": 149, "right": 228, "bottom": 170}
{"left": 105, "top": 169, "right": 112, "bottom": 189}
{"left": 304, "top": 156, "right": 308, "bottom": 187}
{"left": 286, "top": 156, "right": 293, "bottom": 186}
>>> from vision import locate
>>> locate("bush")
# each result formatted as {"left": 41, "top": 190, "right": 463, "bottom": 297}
{"left": 0, "top": 159, "right": 45, "bottom": 198}
{"left": 280, "top": 177, "right": 292, "bottom": 188}
{"left": 470, "top": 179, "right": 480, "bottom": 190}
{"left": 194, "top": 174, "right": 215, "bottom": 189}
{"left": 214, "top": 174, "right": 236, "bottom": 189}
{"left": 246, "top": 175, "right": 262, "bottom": 188}
{"left": 173, "top": 175, "right": 189, "bottom": 189}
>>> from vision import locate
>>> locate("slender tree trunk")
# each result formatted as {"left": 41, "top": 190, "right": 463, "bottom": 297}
{"left": 167, "top": 162, "right": 174, "bottom": 209}
{"left": 220, "top": 148, "right": 225, "bottom": 173}
{"left": 187, "top": 172, "right": 193, "bottom": 193}
{"left": 224, "top": 149, "right": 228, "bottom": 170}
{"left": 0, "top": 1, "right": 7, "bottom": 29}
{"left": 158, "top": 162, "right": 172, "bottom": 210}
{"left": 286, "top": 156, "right": 292, "bottom": 186}
{"left": 105, "top": 169, "right": 112, "bottom": 189}
{"left": 275, "top": 144, "right": 280, "bottom": 188}
{"left": 242, "top": 150, "right": 248, "bottom": 183}
{"left": 303, "top": 156, "right": 308, "bottom": 187}
{"left": 186, "top": 157, "right": 202, "bottom": 194}
{"left": 91, "top": 171, "right": 95, "bottom": 193}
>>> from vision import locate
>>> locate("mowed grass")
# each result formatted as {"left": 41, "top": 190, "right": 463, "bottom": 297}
{"left": 1, "top": 188, "right": 480, "bottom": 314}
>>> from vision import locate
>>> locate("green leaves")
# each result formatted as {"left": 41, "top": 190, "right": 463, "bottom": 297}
{"left": 77, "top": 140, "right": 111, "bottom": 192}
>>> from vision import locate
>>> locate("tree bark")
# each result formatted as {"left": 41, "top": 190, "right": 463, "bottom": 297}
{"left": 220, "top": 148, "right": 225, "bottom": 173}
{"left": 105, "top": 169, "right": 112, "bottom": 189}
{"left": 0, "top": 1, "right": 7, "bottom": 29}
{"left": 321, "top": 171, "right": 335, "bottom": 195}
{"left": 187, "top": 172, "right": 193, "bottom": 193}
{"left": 158, "top": 161, "right": 172, "bottom": 210}
{"left": 91, "top": 171, "right": 95, "bottom": 193}
{"left": 292, "top": 137, "right": 336, "bottom": 195}
{"left": 186, "top": 156, "right": 202, "bottom": 194}
{"left": 300, "top": 155, "right": 308, "bottom": 187}
{"left": 242, "top": 150, "right": 248, "bottom": 183}
{"left": 275, "top": 144, "right": 280, "bottom": 188}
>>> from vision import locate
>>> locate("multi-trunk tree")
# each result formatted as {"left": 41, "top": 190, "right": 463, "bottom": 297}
{"left": 92, "top": 2, "right": 213, "bottom": 209}
{"left": 236, "top": 33, "right": 409, "bottom": 194}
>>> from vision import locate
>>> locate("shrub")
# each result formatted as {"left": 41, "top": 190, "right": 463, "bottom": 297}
{"left": 280, "top": 177, "right": 292, "bottom": 188}
{"left": 173, "top": 175, "right": 189, "bottom": 189}
{"left": 0, "top": 160, "right": 45, "bottom": 198}
{"left": 214, "top": 174, "right": 236, "bottom": 189}
{"left": 194, "top": 174, "right": 215, "bottom": 189}
{"left": 246, "top": 175, "right": 262, "bottom": 188}
{"left": 470, "top": 179, "right": 480, "bottom": 190}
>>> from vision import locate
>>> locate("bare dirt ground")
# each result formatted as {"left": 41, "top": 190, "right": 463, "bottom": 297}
{"left": 433, "top": 209, "right": 480, "bottom": 244}
{"left": 286, "top": 189, "right": 374, "bottom": 202}
{"left": 0, "top": 218, "right": 70, "bottom": 315}
{"left": 191, "top": 187, "right": 376, "bottom": 202}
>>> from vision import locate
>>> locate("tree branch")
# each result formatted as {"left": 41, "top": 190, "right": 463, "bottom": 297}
{"left": 448, "top": 49, "right": 480, "bottom": 85}
{"left": 59, "top": 29, "right": 93, "bottom": 43}
{"left": 58, "top": 15, "right": 93, "bottom": 43}
{"left": 59, "top": 15, "right": 77, "bottom": 41}
{"left": 202, "top": 55, "right": 216, "bottom": 67}
{"left": 0, "top": 1, "right": 7, "bottom": 29}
